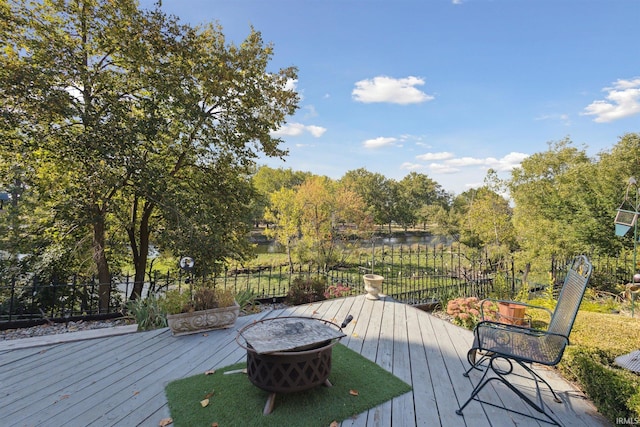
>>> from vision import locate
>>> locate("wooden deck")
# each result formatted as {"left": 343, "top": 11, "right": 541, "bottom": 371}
{"left": 0, "top": 295, "right": 610, "bottom": 426}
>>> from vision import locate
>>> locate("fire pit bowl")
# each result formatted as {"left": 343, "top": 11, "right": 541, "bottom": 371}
{"left": 235, "top": 316, "right": 348, "bottom": 414}
{"left": 243, "top": 338, "right": 337, "bottom": 393}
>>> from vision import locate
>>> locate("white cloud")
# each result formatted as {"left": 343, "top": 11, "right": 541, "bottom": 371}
{"left": 429, "top": 163, "right": 460, "bottom": 173}
{"left": 284, "top": 78, "right": 298, "bottom": 92}
{"left": 445, "top": 156, "right": 486, "bottom": 167}
{"left": 535, "top": 113, "right": 571, "bottom": 126}
{"left": 488, "top": 152, "right": 529, "bottom": 171}
{"left": 400, "top": 162, "right": 425, "bottom": 171}
{"left": 417, "top": 152, "right": 528, "bottom": 173}
{"left": 582, "top": 77, "right": 640, "bottom": 123}
{"left": 307, "top": 125, "right": 327, "bottom": 137}
{"left": 352, "top": 76, "right": 434, "bottom": 105}
{"left": 416, "top": 151, "right": 455, "bottom": 161}
{"left": 363, "top": 136, "right": 399, "bottom": 148}
{"left": 272, "top": 122, "right": 327, "bottom": 138}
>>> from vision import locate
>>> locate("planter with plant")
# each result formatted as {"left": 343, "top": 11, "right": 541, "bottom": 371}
{"left": 160, "top": 286, "right": 239, "bottom": 336}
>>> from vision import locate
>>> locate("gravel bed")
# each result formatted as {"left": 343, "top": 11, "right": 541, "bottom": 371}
{"left": 0, "top": 302, "right": 290, "bottom": 341}
{"left": 0, "top": 318, "right": 134, "bottom": 341}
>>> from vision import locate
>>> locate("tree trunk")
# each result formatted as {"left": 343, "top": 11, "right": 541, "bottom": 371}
{"left": 93, "top": 212, "right": 111, "bottom": 313}
{"left": 286, "top": 237, "right": 294, "bottom": 274}
{"left": 129, "top": 201, "right": 154, "bottom": 300}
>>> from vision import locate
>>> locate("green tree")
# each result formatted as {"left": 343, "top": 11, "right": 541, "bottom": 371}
{"left": 588, "top": 133, "right": 640, "bottom": 256}
{"left": 340, "top": 168, "right": 393, "bottom": 230}
{"left": 463, "top": 187, "right": 515, "bottom": 250}
{"left": 265, "top": 175, "right": 372, "bottom": 270}
{"left": 0, "top": 0, "right": 298, "bottom": 306}
{"left": 398, "top": 172, "right": 450, "bottom": 230}
{"left": 251, "top": 166, "right": 311, "bottom": 228}
{"left": 295, "top": 176, "right": 371, "bottom": 267}
{"left": 508, "top": 138, "right": 592, "bottom": 261}
{"left": 263, "top": 187, "right": 300, "bottom": 271}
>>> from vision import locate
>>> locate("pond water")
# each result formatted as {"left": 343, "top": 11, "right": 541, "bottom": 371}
{"left": 252, "top": 232, "right": 451, "bottom": 254}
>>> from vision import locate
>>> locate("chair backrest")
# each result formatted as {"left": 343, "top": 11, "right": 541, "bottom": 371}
{"left": 547, "top": 255, "right": 592, "bottom": 337}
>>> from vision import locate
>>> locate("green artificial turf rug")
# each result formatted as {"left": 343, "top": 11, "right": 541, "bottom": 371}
{"left": 165, "top": 343, "right": 412, "bottom": 427}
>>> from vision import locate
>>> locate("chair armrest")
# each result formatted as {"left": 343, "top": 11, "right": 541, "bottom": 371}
{"left": 479, "top": 298, "right": 553, "bottom": 324}
{"left": 474, "top": 321, "right": 571, "bottom": 364}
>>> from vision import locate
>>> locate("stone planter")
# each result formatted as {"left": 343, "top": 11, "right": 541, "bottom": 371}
{"left": 363, "top": 274, "right": 384, "bottom": 300}
{"left": 167, "top": 301, "right": 240, "bottom": 336}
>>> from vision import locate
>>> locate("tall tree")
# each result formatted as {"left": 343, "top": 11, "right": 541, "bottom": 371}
{"left": 340, "top": 168, "right": 393, "bottom": 230}
{"left": 265, "top": 175, "right": 372, "bottom": 269}
{"left": 263, "top": 187, "right": 299, "bottom": 271}
{"left": 398, "top": 172, "right": 450, "bottom": 230}
{"left": 588, "top": 133, "right": 640, "bottom": 256}
{"left": 251, "top": 166, "right": 311, "bottom": 227}
{"left": 0, "top": 0, "right": 298, "bottom": 306}
{"left": 508, "top": 138, "right": 592, "bottom": 261}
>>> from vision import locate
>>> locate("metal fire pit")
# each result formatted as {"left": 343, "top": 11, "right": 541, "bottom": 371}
{"left": 236, "top": 316, "right": 346, "bottom": 414}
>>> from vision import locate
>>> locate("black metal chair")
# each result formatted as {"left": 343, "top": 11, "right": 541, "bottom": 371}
{"left": 456, "top": 255, "right": 592, "bottom": 425}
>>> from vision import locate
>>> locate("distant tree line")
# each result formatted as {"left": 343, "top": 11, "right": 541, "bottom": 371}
{"left": 250, "top": 133, "right": 640, "bottom": 278}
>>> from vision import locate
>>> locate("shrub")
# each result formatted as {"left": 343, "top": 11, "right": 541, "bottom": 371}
{"left": 561, "top": 347, "right": 640, "bottom": 422}
{"left": 159, "top": 287, "right": 235, "bottom": 314}
{"left": 285, "top": 277, "right": 327, "bottom": 305}
{"left": 158, "top": 289, "right": 187, "bottom": 315}
{"left": 324, "top": 283, "right": 351, "bottom": 299}
{"left": 235, "top": 288, "right": 261, "bottom": 314}
{"left": 446, "top": 297, "right": 482, "bottom": 329}
{"left": 126, "top": 294, "right": 167, "bottom": 331}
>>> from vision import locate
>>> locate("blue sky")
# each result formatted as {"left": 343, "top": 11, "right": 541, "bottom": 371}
{"left": 141, "top": 0, "right": 640, "bottom": 195}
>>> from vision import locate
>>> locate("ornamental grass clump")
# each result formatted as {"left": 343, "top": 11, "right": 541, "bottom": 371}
{"left": 446, "top": 297, "right": 482, "bottom": 329}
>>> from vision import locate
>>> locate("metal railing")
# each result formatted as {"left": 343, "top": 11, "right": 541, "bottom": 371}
{"left": 0, "top": 245, "right": 630, "bottom": 329}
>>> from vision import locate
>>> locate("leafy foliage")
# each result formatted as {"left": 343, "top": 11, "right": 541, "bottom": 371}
{"left": 234, "top": 288, "right": 260, "bottom": 313}
{"left": 160, "top": 287, "right": 236, "bottom": 314}
{"left": 285, "top": 277, "right": 327, "bottom": 305}
{"left": 324, "top": 283, "right": 351, "bottom": 299}
{"left": 127, "top": 294, "right": 167, "bottom": 331}
{"left": 563, "top": 347, "right": 640, "bottom": 422}
{"left": 0, "top": 0, "right": 299, "bottom": 306}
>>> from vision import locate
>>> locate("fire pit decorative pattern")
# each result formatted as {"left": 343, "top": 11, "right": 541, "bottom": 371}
{"left": 245, "top": 342, "right": 334, "bottom": 393}
{"left": 236, "top": 316, "right": 346, "bottom": 414}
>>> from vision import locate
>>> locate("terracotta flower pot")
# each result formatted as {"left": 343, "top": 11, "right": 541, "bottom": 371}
{"left": 497, "top": 302, "right": 527, "bottom": 326}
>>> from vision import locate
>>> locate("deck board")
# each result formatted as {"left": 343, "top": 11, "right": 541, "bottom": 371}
{"left": 0, "top": 295, "right": 610, "bottom": 427}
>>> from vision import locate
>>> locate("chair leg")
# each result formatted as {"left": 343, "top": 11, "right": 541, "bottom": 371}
{"left": 457, "top": 355, "right": 562, "bottom": 426}
{"left": 463, "top": 348, "right": 493, "bottom": 377}
{"left": 516, "top": 360, "right": 563, "bottom": 404}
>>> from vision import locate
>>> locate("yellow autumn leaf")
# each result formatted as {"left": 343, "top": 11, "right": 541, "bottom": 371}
{"left": 204, "top": 370, "right": 216, "bottom": 375}
{"left": 158, "top": 417, "right": 173, "bottom": 426}
{"left": 349, "top": 389, "right": 359, "bottom": 396}
{"left": 352, "top": 333, "right": 359, "bottom": 338}
{"left": 200, "top": 398, "right": 210, "bottom": 407}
